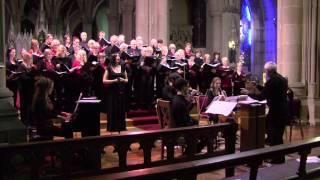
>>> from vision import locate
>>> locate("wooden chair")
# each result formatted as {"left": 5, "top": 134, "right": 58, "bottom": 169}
{"left": 156, "top": 99, "right": 183, "bottom": 159}
{"left": 156, "top": 99, "right": 175, "bottom": 129}
{"left": 288, "top": 98, "right": 304, "bottom": 142}
{"left": 195, "top": 95, "right": 210, "bottom": 123}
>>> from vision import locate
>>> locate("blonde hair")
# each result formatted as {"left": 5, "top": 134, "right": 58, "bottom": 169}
{"left": 76, "top": 49, "right": 87, "bottom": 63}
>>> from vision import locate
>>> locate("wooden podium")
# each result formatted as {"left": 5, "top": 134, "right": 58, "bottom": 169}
{"left": 239, "top": 103, "right": 266, "bottom": 151}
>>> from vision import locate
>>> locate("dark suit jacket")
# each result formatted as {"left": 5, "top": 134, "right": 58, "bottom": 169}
{"left": 261, "top": 72, "right": 289, "bottom": 126}
{"left": 171, "top": 95, "right": 196, "bottom": 127}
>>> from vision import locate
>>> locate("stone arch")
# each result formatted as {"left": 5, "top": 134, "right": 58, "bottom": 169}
{"left": 93, "top": 0, "right": 110, "bottom": 38}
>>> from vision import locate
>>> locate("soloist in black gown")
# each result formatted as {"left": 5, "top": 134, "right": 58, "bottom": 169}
{"left": 106, "top": 65, "right": 127, "bottom": 132}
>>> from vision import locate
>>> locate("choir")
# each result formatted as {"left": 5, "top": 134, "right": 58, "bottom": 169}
{"left": 6, "top": 32, "right": 250, "bottom": 133}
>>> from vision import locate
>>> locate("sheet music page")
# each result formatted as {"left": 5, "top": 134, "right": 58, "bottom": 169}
{"left": 78, "top": 99, "right": 101, "bottom": 103}
{"left": 205, "top": 101, "right": 237, "bottom": 116}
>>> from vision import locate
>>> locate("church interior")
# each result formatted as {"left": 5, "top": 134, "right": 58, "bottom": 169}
{"left": 0, "top": 0, "right": 320, "bottom": 179}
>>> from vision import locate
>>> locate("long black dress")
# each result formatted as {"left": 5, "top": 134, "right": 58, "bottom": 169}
{"left": 106, "top": 65, "right": 127, "bottom": 132}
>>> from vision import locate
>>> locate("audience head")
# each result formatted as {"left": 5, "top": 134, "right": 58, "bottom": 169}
{"left": 118, "top": 34, "right": 125, "bottom": 45}
{"left": 92, "top": 42, "right": 101, "bottom": 55}
{"left": 213, "top": 52, "right": 220, "bottom": 59}
{"left": 157, "top": 39, "right": 164, "bottom": 48}
{"left": 76, "top": 49, "right": 87, "bottom": 64}
{"left": 87, "top": 39, "right": 96, "bottom": 50}
{"left": 22, "top": 51, "right": 32, "bottom": 65}
{"left": 110, "top": 53, "right": 121, "bottom": 66}
{"left": 150, "top": 38, "right": 158, "bottom": 48}
{"left": 110, "top": 35, "right": 119, "bottom": 46}
{"left": 45, "top": 34, "right": 53, "bottom": 45}
{"left": 168, "top": 73, "right": 181, "bottom": 86}
{"left": 145, "top": 46, "right": 154, "bottom": 57}
{"left": 168, "top": 44, "right": 176, "bottom": 54}
{"left": 98, "top": 31, "right": 105, "bottom": 40}
{"left": 31, "top": 39, "right": 40, "bottom": 50}
{"left": 264, "top": 61, "right": 277, "bottom": 76}
{"left": 119, "top": 43, "right": 128, "bottom": 52}
{"left": 64, "top": 34, "right": 71, "bottom": 45}
{"left": 51, "top": 39, "right": 61, "bottom": 51}
{"left": 221, "top": 57, "right": 229, "bottom": 66}
{"left": 210, "top": 77, "right": 222, "bottom": 90}
{"left": 184, "top": 42, "right": 192, "bottom": 53}
{"left": 130, "top": 39, "right": 137, "bottom": 49}
{"left": 7, "top": 47, "right": 16, "bottom": 60}
{"left": 203, "top": 54, "right": 211, "bottom": 64}
{"left": 32, "top": 77, "right": 54, "bottom": 111}
{"left": 195, "top": 50, "right": 202, "bottom": 58}
{"left": 34, "top": 77, "right": 54, "bottom": 96}
{"left": 43, "top": 49, "right": 53, "bottom": 60}
{"left": 98, "top": 51, "right": 106, "bottom": 65}
{"left": 56, "top": 45, "right": 67, "bottom": 57}
{"left": 80, "top": 32, "right": 88, "bottom": 42}
{"left": 174, "top": 78, "right": 189, "bottom": 95}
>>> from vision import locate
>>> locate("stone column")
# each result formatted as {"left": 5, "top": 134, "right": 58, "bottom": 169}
{"left": 121, "top": 0, "right": 135, "bottom": 41}
{"left": 155, "top": 0, "right": 169, "bottom": 44}
{"left": 301, "top": 0, "right": 320, "bottom": 125}
{"left": 277, "top": 0, "right": 304, "bottom": 94}
{"left": 135, "top": 0, "right": 169, "bottom": 44}
{"left": 207, "top": 0, "right": 223, "bottom": 54}
{"left": 0, "top": 0, "right": 26, "bottom": 143}
{"left": 221, "top": 0, "right": 240, "bottom": 58}
{"left": 135, "top": 0, "right": 149, "bottom": 40}
{"left": 107, "top": 0, "right": 120, "bottom": 36}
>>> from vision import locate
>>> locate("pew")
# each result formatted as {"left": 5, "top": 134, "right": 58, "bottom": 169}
{"left": 0, "top": 123, "right": 237, "bottom": 179}
{"left": 103, "top": 137, "right": 320, "bottom": 180}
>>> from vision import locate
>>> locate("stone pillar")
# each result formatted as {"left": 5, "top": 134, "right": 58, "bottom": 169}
{"left": 221, "top": 0, "right": 240, "bottom": 58}
{"left": 107, "top": 0, "right": 120, "bottom": 36}
{"left": 277, "top": 0, "right": 304, "bottom": 94}
{"left": 121, "top": 0, "right": 135, "bottom": 41}
{"left": 0, "top": 0, "right": 26, "bottom": 143}
{"left": 207, "top": 0, "right": 223, "bottom": 54}
{"left": 135, "top": 0, "right": 169, "bottom": 44}
{"left": 301, "top": 0, "right": 320, "bottom": 125}
{"left": 135, "top": 0, "right": 149, "bottom": 40}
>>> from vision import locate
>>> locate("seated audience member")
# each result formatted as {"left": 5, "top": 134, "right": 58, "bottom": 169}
{"left": 171, "top": 78, "right": 198, "bottom": 127}
{"left": 32, "top": 77, "right": 72, "bottom": 140}
{"left": 206, "top": 77, "right": 227, "bottom": 124}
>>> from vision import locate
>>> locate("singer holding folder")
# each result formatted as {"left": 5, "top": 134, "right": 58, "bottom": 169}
{"left": 103, "top": 53, "right": 128, "bottom": 133}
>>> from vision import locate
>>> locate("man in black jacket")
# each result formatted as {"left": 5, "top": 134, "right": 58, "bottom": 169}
{"left": 262, "top": 61, "right": 289, "bottom": 164}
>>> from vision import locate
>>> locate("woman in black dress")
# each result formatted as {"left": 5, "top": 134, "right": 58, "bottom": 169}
{"left": 32, "top": 77, "right": 72, "bottom": 140}
{"left": 103, "top": 53, "right": 128, "bottom": 132}
{"left": 6, "top": 48, "right": 19, "bottom": 107}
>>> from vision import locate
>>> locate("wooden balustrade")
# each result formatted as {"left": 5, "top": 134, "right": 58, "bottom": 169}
{"left": 0, "top": 122, "right": 237, "bottom": 179}
{"left": 104, "top": 137, "right": 320, "bottom": 180}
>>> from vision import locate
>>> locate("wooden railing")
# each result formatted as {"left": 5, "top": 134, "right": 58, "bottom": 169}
{"left": 103, "top": 137, "right": 320, "bottom": 180}
{"left": 0, "top": 123, "right": 237, "bottom": 179}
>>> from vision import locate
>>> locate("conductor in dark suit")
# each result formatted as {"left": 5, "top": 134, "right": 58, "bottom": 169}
{"left": 261, "top": 61, "right": 289, "bottom": 164}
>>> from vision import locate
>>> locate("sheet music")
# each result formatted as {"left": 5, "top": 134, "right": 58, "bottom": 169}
{"left": 77, "top": 99, "right": 101, "bottom": 103}
{"left": 205, "top": 101, "right": 237, "bottom": 116}
{"left": 238, "top": 96, "right": 267, "bottom": 105}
